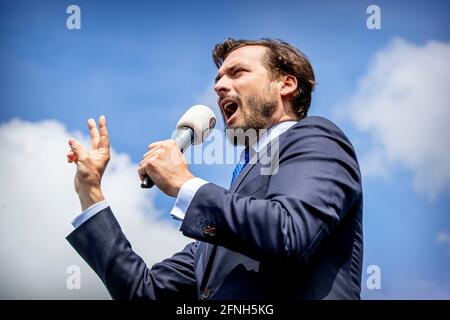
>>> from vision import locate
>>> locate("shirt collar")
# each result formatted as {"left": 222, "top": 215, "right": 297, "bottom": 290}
{"left": 253, "top": 120, "right": 297, "bottom": 152}
{"left": 235, "top": 120, "right": 297, "bottom": 163}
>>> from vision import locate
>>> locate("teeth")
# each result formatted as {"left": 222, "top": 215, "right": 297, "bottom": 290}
{"left": 223, "top": 101, "right": 235, "bottom": 111}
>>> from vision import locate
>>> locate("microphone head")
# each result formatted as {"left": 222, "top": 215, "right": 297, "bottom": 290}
{"left": 176, "top": 105, "right": 216, "bottom": 144}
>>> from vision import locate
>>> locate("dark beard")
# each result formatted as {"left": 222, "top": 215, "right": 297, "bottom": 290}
{"left": 240, "top": 95, "right": 277, "bottom": 130}
{"left": 225, "top": 92, "right": 278, "bottom": 146}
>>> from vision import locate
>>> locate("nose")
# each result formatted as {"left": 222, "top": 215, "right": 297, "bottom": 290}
{"left": 214, "top": 75, "right": 231, "bottom": 95}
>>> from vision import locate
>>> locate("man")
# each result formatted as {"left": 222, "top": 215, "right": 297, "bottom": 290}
{"left": 66, "top": 38, "right": 363, "bottom": 300}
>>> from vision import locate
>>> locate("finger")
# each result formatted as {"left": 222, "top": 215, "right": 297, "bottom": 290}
{"left": 148, "top": 141, "right": 166, "bottom": 150}
{"left": 67, "top": 150, "right": 77, "bottom": 163}
{"left": 143, "top": 143, "right": 164, "bottom": 160}
{"left": 138, "top": 169, "right": 145, "bottom": 181}
{"left": 88, "top": 118, "right": 100, "bottom": 150}
{"left": 98, "top": 115, "right": 109, "bottom": 149}
{"left": 68, "top": 138, "right": 88, "bottom": 162}
{"left": 138, "top": 164, "right": 148, "bottom": 181}
{"left": 148, "top": 139, "right": 177, "bottom": 150}
{"left": 138, "top": 156, "right": 157, "bottom": 180}
{"left": 142, "top": 146, "right": 168, "bottom": 163}
{"left": 142, "top": 148, "right": 156, "bottom": 160}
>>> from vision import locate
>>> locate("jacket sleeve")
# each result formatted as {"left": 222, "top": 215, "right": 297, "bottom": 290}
{"left": 180, "top": 120, "right": 362, "bottom": 265}
{"left": 66, "top": 207, "right": 198, "bottom": 300}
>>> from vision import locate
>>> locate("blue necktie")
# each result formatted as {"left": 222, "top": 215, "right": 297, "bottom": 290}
{"left": 230, "top": 148, "right": 250, "bottom": 187}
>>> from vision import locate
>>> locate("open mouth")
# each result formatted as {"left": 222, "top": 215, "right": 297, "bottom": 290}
{"left": 221, "top": 99, "right": 239, "bottom": 124}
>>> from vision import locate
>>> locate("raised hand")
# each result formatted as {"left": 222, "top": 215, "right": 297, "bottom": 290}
{"left": 67, "top": 115, "right": 110, "bottom": 210}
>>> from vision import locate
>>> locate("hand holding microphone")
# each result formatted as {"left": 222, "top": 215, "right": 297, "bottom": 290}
{"left": 138, "top": 105, "right": 216, "bottom": 196}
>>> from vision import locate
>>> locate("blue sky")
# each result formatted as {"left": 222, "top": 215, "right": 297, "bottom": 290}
{"left": 0, "top": 0, "right": 449, "bottom": 299}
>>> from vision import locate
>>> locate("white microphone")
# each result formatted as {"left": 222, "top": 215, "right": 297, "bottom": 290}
{"left": 141, "top": 105, "right": 217, "bottom": 189}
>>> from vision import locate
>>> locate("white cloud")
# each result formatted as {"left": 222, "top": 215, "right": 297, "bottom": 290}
{"left": 0, "top": 119, "right": 190, "bottom": 299}
{"left": 339, "top": 38, "right": 450, "bottom": 200}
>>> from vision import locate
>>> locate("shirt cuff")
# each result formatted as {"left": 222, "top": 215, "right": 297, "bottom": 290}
{"left": 71, "top": 200, "right": 109, "bottom": 229}
{"left": 169, "top": 177, "right": 208, "bottom": 221}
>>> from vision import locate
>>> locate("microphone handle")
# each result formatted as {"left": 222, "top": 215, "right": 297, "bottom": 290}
{"left": 140, "top": 127, "right": 195, "bottom": 189}
{"left": 140, "top": 176, "right": 155, "bottom": 189}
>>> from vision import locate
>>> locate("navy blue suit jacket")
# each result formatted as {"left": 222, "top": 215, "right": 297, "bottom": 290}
{"left": 66, "top": 116, "right": 363, "bottom": 300}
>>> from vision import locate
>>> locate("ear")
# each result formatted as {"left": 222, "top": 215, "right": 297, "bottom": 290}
{"left": 279, "top": 75, "right": 297, "bottom": 97}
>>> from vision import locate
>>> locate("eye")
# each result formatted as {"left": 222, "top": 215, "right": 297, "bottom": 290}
{"left": 232, "top": 69, "right": 245, "bottom": 77}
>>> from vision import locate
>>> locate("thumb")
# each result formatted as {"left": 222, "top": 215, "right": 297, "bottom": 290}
{"left": 68, "top": 138, "right": 88, "bottom": 162}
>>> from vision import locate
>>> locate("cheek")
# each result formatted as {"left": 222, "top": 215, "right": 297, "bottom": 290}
{"left": 233, "top": 75, "right": 258, "bottom": 94}
{"left": 238, "top": 76, "right": 272, "bottom": 96}
{"left": 235, "top": 84, "right": 257, "bottom": 107}
{"left": 233, "top": 80, "right": 248, "bottom": 95}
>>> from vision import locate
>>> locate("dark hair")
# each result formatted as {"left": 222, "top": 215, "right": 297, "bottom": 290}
{"left": 213, "top": 38, "right": 316, "bottom": 119}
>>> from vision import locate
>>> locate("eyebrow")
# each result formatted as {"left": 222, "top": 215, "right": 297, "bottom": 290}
{"left": 215, "top": 63, "right": 247, "bottom": 83}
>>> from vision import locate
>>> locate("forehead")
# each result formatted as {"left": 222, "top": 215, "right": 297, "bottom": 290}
{"left": 224, "top": 45, "right": 267, "bottom": 64}
{"left": 219, "top": 45, "right": 268, "bottom": 71}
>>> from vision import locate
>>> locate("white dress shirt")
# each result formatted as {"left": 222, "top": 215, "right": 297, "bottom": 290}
{"left": 71, "top": 121, "right": 297, "bottom": 228}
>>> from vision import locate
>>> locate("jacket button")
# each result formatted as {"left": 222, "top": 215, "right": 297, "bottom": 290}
{"left": 202, "top": 288, "right": 212, "bottom": 300}
{"left": 208, "top": 227, "right": 216, "bottom": 236}
{"left": 202, "top": 226, "right": 216, "bottom": 236}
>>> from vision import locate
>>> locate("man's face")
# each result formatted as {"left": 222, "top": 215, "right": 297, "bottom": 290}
{"left": 214, "top": 45, "right": 281, "bottom": 136}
